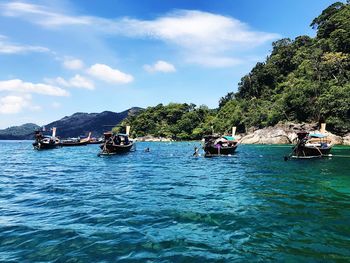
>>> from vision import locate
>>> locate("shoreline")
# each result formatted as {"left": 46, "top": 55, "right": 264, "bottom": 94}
{"left": 1, "top": 123, "right": 349, "bottom": 145}
{"left": 134, "top": 122, "right": 350, "bottom": 146}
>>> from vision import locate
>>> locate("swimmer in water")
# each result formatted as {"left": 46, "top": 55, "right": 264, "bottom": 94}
{"left": 193, "top": 146, "right": 199, "bottom": 157}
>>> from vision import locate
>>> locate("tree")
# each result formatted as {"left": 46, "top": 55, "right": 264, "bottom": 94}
{"left": 218, "top": 92, "right": 235, "bottom": 108}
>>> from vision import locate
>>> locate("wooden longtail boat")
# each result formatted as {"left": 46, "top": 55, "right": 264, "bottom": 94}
{"left": 98, "top": 127, "right": 134, "bottom": 156}
{"left": 87, "top": 138, "right": 104, "bottom": 144}
{"left": 287, "top": 123, "right": 333, "bottom": 159}
{"left": 203, "top": 134, "right": 239, "bottom": 157}
{"left": 291, "top": 132, "right": 332, "bottom": 158}
{"left": 60, "top": 138, "right": 88, "bottom": 147}
{"left": 81, "top": 132, "right": 104, "bottom": 144}
{"left": 33, "top": 127, "right": 60, "bottom": 150}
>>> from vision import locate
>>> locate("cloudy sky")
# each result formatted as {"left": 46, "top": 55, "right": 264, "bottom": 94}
{"left": 0, "top": 0, "right": 337, "bottom": 128}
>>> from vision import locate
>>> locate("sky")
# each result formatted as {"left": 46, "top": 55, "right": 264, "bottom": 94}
{"left": 0, "top": 0, "right": 339, "bottom": 128}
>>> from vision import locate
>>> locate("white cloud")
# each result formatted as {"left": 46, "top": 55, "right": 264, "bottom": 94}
{"left": 118, "top": 10, "right": 278, "bottom": 47}
{"left": 45, "top": 74, "right": 94, "bottom": 90}
{"left": 1, "top": 2, "right": 91, "bottom": 28}
{"left": 144, "top": 60, "right": 176, "bottom": 73}
{"left": 0, "top": 79, "right": 69, "bottom": 96}
{"left": 115, "top": 10, "right": 279, "bottom": 67}
{"left": 69, "top": 75, "right": 94, "bottom": 89}
{"left": 0, "top": 2, "right": 280, "bottom": 67}
{"left": 0, "top": 95, "right": 27, "bottom": 114}
{"left": 0, "top": 36, "right": 49, "bottom": 54}
{"left": 87, "top": 64, "right": 133, "bottom": 84}
{"left": 63, "top": 58, "right": 84, "bottom": 70}
{"left": 0, "top": 95, "right": 40, "bottom": 114}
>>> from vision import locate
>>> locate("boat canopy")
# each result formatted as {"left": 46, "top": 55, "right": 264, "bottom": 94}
{"left": 116, "top": 133, "right": 128, "bottom": 137}
{"left": 223, "top": 136, "right": 235, "bottom": 141}
{"left": 309, "top": 133, "right": 327, "bottom": 138}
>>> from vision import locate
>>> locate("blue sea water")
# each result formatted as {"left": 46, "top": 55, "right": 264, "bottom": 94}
{"left": 0, "top": 141, "right": 350, "bottom": 262}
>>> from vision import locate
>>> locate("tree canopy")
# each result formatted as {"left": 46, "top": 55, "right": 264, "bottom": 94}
{"left": 116, "top": 1, "right": 350, "bottom": 138}
{"left": 218, "top": 1, "right": 350, "bottom": 134}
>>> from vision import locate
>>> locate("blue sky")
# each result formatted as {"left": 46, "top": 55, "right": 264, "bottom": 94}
{"left": 0, "top": 0, "right": 338, "bottom": 128}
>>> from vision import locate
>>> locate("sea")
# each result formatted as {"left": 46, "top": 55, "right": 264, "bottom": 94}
{"left": 0, "top": 141, "right": 350, "bottom": 262}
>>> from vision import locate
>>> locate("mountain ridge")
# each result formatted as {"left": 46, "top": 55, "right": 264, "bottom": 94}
{"left": 0, "top": 107, "right": 142, "bottom": 140}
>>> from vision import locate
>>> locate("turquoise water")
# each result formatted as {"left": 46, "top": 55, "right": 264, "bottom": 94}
{"left": 0, "top": 141, "right": 350, "bottom": 262}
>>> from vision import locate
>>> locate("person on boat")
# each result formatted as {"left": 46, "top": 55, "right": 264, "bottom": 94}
{"left": 124, "top": 136, "right": 130, "bottom": 145}
{"left": 35, "top": 131, "right": 43, "bottom": 141}
{"left": 215, "top": 141, "right": 223, "bottom": 148}
{"left": 113, "top": 135, "right": 120, "bottom": 145}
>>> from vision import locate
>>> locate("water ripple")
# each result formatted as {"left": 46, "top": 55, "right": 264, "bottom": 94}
{"left": 0, "top": 141, "right": 350, "bottom": 261}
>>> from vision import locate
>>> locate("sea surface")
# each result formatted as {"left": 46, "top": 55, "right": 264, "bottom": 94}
{"left": 0, "top": 141, "right": 350, "bottom": 262}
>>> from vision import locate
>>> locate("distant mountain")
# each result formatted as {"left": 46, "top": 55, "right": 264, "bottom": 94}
{"left": 0, "top": 107, "right": 142, "bottom": 140}
{"left": 0, "top": 123, "right": 40, "bottom": 140}
{"left": 45, "top": 107, "right": 142, "bottom": 138}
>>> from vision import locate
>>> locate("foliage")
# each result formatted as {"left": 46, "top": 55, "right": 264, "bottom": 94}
{"left": 217, "top": 1, "right": 350, "bottom": 134}
{"left": 117, "top": 2, "right": 350, "bottom": 138}
{"left": 115, "top": 103, "right": 216, "bottom": 140}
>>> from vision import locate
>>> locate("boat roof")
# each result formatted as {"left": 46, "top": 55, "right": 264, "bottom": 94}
{"left": 204, "top": 135, "right": 235, "bottom": 140}
{"left": 309, "top": 133, "right": 328, "bottom": 138}
{"left": 115, "top": 133, "right": 129, "bottom": 137}
{"left": 223, "top": 136, "right": 235, "bottom": 141}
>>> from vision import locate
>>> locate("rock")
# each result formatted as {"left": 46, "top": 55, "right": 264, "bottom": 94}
{"left": 240, "top": 127, "right": 291, "bottom": 144}
{"left": 326, "top": 133, "right": 343, "bottom": 145}
{"left": 343, "top": 133, "right": 350, "bottom": 146}
{"left": 135, "top": 135, "right": 173, "bottom": 142}
{"left": 240, "top": 122, "right": 347, "bottom": 145}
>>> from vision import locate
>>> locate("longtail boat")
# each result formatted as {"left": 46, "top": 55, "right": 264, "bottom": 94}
{"left": 81, "top": 132, "right": 104, "bottom": 144}
{"left": 203, "top": 135, "right": 239, "bottom": 157}
{"left": 60, "top": 138, "right": 88, "bottom": 147}
{"left": 286, "top": 123, "right": 333, "bottom": 159}
{"left": 33, "top": 127, "right": 60, "bottom": 150}
{"left": 203, "top": 127, "right": 239, "bottom": 157}
{"left": 98, "top": 126, "right": 135, "bottom": 156}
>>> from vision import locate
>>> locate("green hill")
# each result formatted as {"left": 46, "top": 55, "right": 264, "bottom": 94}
{"left": 0, "top": 123, "right": 40, "bottom": 140}
{"left": 119, "top": 1, "right": 350, "bottom": 139}
{"left": 217, "top": 1, "right": 350, "bottom": 135}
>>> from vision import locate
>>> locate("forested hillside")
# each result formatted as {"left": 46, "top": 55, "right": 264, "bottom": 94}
{"left": 217, "top": 1, "right": 350, "bottom": 134}
{"left": 117, "top": 1, "right": 350, "bottom": 139}
{"left": 114, "top": 103, "right": 216, "bottom": 140}
{"left": 0, "top": 123, "right": 40, "bottom": 140}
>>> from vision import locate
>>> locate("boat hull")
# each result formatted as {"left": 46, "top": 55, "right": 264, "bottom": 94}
{"left": 100, "top": 142, "right": 134, "bottom": 155}
{"left": 60, "top": 141, "right": 88, "bottom": 147}
{"left": 293, "top": 146, "right": 332, "bottom": 157}
{"left": 33, "top": 141, "right": 60, "bottom": 150}
{"left": 204, "top": 145, "right": 237, "bottom": 157}
{"left": 88, "top": 141, "right": 104, "bottom": 145}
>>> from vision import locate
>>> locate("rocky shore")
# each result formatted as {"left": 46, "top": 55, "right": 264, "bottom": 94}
{"left": 239, "top": 122, "right": 350, "bottom": 145}
{"left": 134, "top": 122, "right": 350, "bottom": 145}
{"left": 134, "top": 135, "right": 173, "bottom": 142}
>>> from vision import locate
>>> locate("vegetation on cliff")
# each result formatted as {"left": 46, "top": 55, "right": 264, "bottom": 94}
{"left": 114, "top": 103, "right": 215, "bottom": 140}
{"left": 218, "top": 1, "right": 350, "bottom": 134}
{"left": 0, "top": 123, "right": 40, "bottom": 140}
{"left": 118, "top": 2, "right": 350, "bottom": 139}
